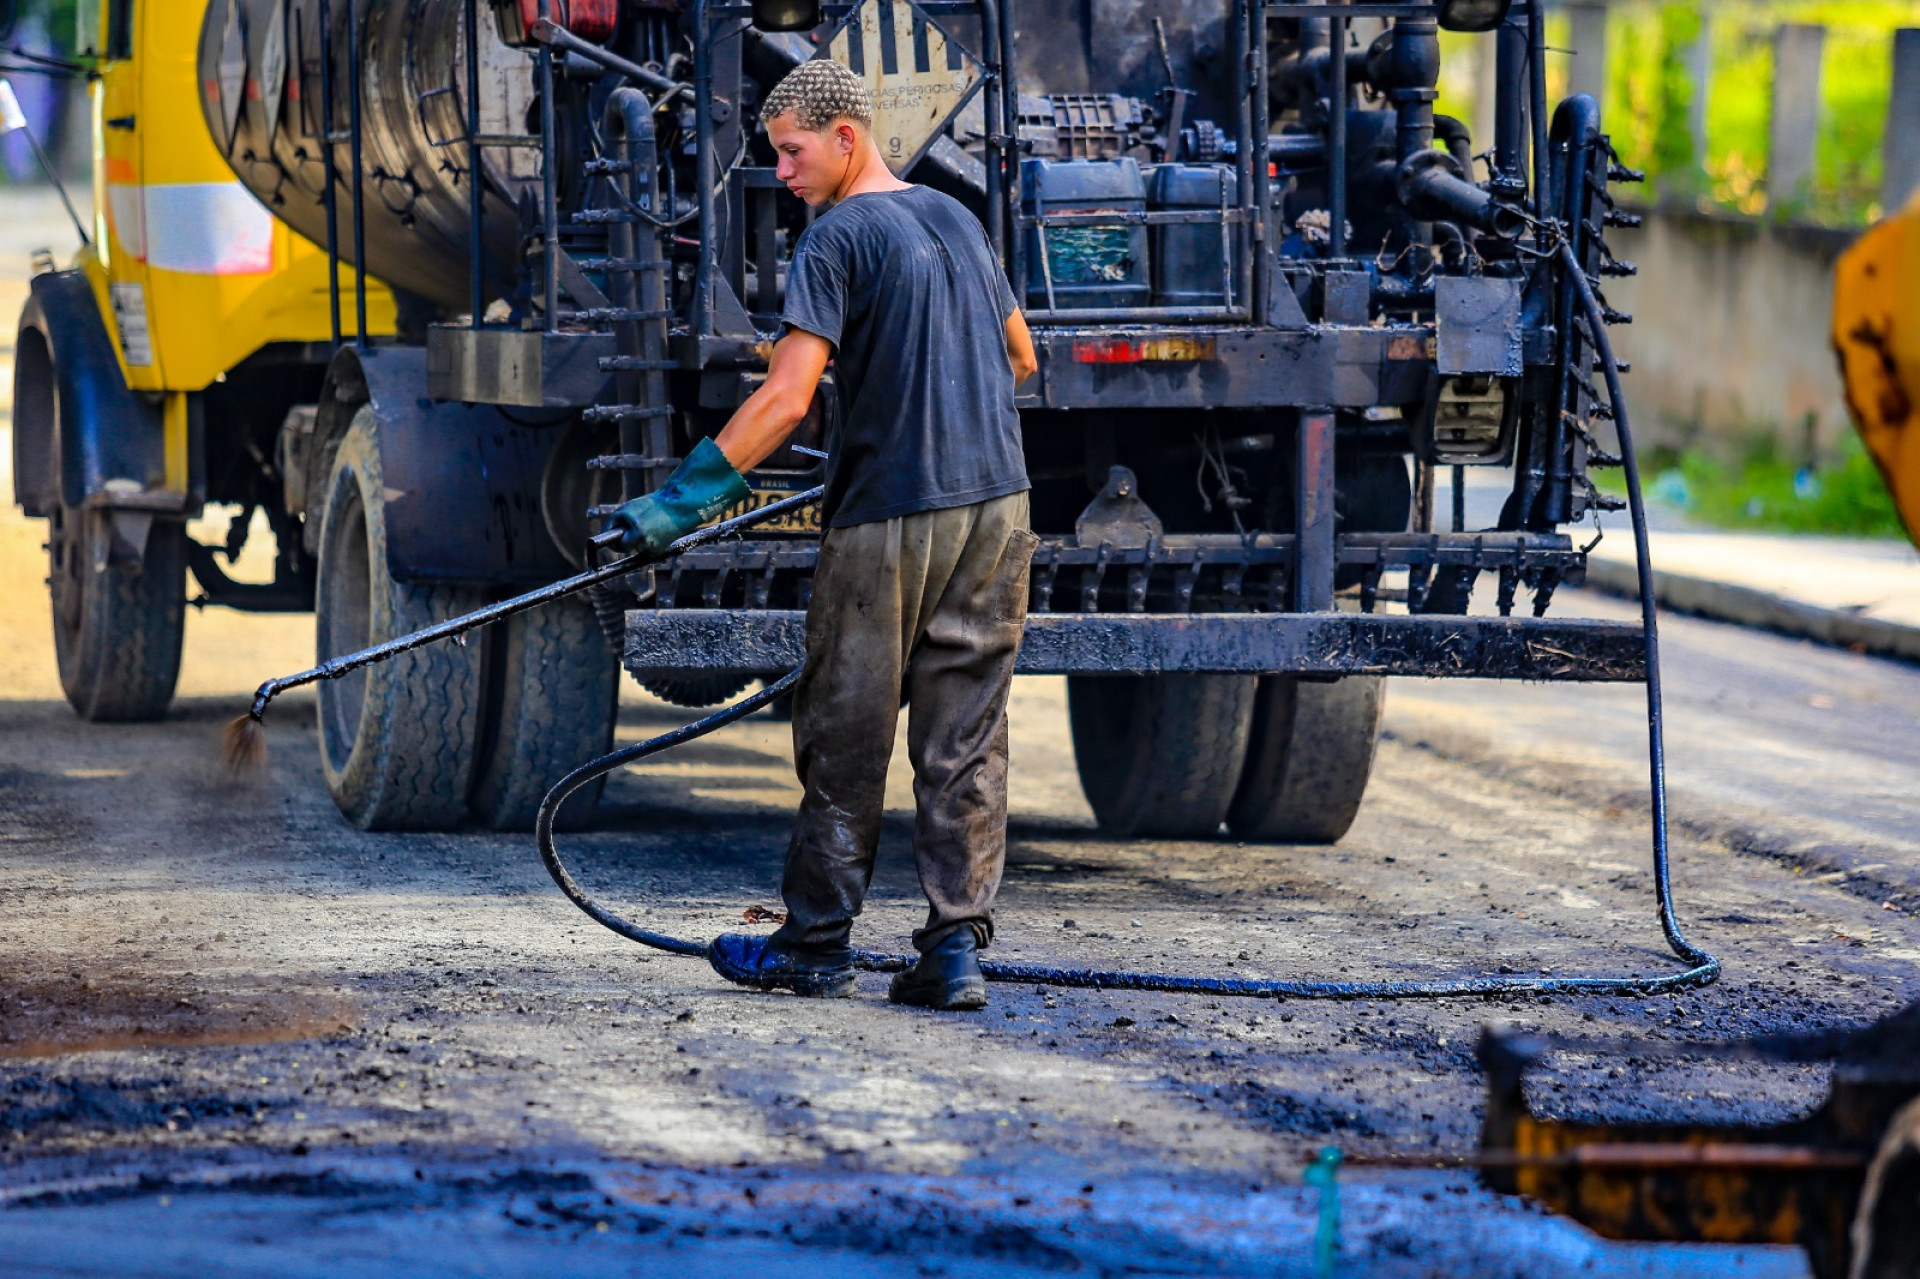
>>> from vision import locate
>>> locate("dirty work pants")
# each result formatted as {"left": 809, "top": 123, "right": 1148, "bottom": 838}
{"left": 770, "top": 492, "right": 1038, "bottom": 955}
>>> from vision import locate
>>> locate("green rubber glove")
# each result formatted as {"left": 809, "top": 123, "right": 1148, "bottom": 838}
{"left": 608, "top": 437, "right": 752, "bottom": 555}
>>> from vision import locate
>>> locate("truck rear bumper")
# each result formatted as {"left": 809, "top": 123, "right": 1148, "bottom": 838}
{"left": 624, "top": 610, "right": 1646, "bottom": 682}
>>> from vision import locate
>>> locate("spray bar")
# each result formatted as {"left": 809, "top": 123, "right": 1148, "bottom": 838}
{"left": 236, "top": 486, "right": 823, "bottom": 728}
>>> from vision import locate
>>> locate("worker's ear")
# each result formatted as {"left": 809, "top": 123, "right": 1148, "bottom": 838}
{"left": 835, "top": 121, "right": 857, "bottom": 154}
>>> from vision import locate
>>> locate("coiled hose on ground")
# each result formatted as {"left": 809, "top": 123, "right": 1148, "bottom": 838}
{"left": 533, "top": 239, "right": 1720, "bottom": 1001}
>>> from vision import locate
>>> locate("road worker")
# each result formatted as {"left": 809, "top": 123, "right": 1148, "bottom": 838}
{"left": 611, "top": 58, "right": 1039, "bottom": 1010}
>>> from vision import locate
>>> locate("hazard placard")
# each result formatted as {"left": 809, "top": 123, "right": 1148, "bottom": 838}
{"left": 818, "top": 0, "right": 986, "bottom": 176}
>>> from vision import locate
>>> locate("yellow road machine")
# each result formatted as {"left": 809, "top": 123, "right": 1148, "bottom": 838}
{"left": 8, "top": 0, "right": 391, "bottom": 720}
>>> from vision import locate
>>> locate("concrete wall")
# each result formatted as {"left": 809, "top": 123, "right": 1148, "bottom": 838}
{"left": 1607, "top": 207, "right": 1858, "bottom": 462}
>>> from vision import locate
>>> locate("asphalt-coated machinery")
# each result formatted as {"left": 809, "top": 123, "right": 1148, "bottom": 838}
{"left": 15, "top": 0, "right": 1652, "bottom": 840}
{"left": 1477, "top": 1005, "right": 1920, "bottom": 1277}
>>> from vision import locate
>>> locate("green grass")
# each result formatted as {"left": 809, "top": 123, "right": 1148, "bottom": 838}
{"left": 1598, "top": 433, "right": 1910, "bottom": 539}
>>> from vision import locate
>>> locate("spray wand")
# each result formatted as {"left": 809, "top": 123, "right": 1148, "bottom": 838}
{"left": 222, "top": 485, "right": 824, "bottom": 771}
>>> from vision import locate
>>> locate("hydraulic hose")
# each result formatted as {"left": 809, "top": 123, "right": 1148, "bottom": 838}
{"left": 1558, "top": 237, "right": 1718, "bottom": 988}
{"left": 536, "top": 281, "right": 1719, "bottom": 998}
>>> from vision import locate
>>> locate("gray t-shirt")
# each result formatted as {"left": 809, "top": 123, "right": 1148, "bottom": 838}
{"left": 781, "top": 184, "right": 1029, "bottom": 529}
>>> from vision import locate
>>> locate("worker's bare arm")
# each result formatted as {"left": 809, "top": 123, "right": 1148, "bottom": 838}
{"left": 1005, "top": 310, "right": 1038, "bottom": 388}
{"left": 713, "top": 329, "right": 834, "bottom": 473}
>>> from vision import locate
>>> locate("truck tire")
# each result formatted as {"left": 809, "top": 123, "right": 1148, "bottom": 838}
{"left": 47, "top": 503, "right": 186, "bottom": 722}
{"left": 1067, "top": 674, "right": 1257, "bottom": 839}
{"left": 1226, "top": 676, "right": 1383, "bottom": 844}
{"left": 469, "top": 596, "right": 619, "bottom": 832}
{"left": 315, "top": 408, "right": 487, "bottom": 830}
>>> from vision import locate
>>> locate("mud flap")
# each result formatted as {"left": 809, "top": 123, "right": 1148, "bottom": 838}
{"left": 315, "top": 345, "right": 576, "bottom": 587}
{"left": 13, "top": 271, "right": 168, "bottom": 517}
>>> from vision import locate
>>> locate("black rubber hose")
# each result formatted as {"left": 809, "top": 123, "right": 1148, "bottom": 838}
{"left": 534, "top": 242, "right": 1719, "bottom": 1000}
{"left": 1559, "top": 237, "right": 1716, "bottom": 983}
{"left": 536, "top": 668, "right": 806, "bottom": 960}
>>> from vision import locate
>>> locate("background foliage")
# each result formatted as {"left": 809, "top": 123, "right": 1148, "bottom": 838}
{"left": 1441, "top": 2, "right": 1920, "bottom": 227}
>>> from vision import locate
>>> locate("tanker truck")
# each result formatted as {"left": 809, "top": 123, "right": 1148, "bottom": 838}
{"left": 14, "top": 0, "right": 1651, "bottom": 838}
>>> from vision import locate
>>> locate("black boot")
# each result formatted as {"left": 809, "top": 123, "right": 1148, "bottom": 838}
{"left": 708, "top": 933, "right": 857, "bottom": 998}
{"left": 888, "top": 928, "right": 987, "bottom": 1010}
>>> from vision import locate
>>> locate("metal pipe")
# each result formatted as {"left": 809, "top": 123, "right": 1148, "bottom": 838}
{"left": 1385, "top": 18, "right": 1440, "bottom": 265}
{"left": 1021, "top": 305, "right": 1251, "bottom": 324}
{"left": 347, "top": 0, "right": 367, "bottom": 346}
{"left": 16, "top": 120, "right": 88, "bottom": 246}
{"left": 1543, "top": 94, "right": 1601, "bottom": 527}
{"left": 1528, "top": 0, "right": 1549, "bottom": 218}
{"left": 317, "top": 0, "right": 342, "bottom": 346}
{"left": 1327, "top": 13, "right": 1347, "bottom": 259}
{"left": 605, "top": 88, "right": 644, "bottom": 496}
{"left": 694, "top": 0, "right": 716, "bottom": 340}
{"left": 1347, "top": 1145, "right": 1867, "bottom": 1173}
{"left": 1399, "top": 152, "right": 1528, "bottom": 237}
{"left": 531, "top": 18, "right": 689, "bottom": 99}
{"left": 242, "top": 486, "right": 827, "bottom": 725}
{"left": 1027, "top": 208, "right": 1251, "bottom": 227}
{"left": 1219, "top": 169, "right": 1234, "bottom": 310}
{"left": 1232, "top": 0, "right": 1254, "bottom": 310}
{"left": 1265, "top": 133, "right": 1328, "bottom": 168}
{"left": 1494, "top": 14, "right": 1526, "bottom": 198}
{"left": 1294, "top": 408, "right": 1335, "bottom": 612}
{"left": 538, "top": 0, "right": 559, "bottom": 334}
{"left": 465, "top": 0, "right": 483, "bottom": 324}
{"left": 605, "top": 86, "right": 671, "bottom": 500}
{"left": 978, "top": 0, "right": 1004, "bottom": 254}
{"left": 999, "top": 0, "right": 1022, "bottom": 305}
{"left": 1033, "top": 163, "right": 1057, "bottom": 312}
{"left": 1249, "top": 0, "right": 1270, "bottom": 323}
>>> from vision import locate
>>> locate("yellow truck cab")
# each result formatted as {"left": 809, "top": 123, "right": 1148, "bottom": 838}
{"left": 11, "top": 0, "right": 390, "bottom": 720}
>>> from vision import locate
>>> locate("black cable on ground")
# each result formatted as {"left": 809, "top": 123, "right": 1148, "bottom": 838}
{"left": 533, "top": 241, "right": 1719, "bottom": 1001}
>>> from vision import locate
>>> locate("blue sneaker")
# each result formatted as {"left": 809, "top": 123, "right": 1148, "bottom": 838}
{"left": 708, "top": 933, "right": 857, "bottom": 998}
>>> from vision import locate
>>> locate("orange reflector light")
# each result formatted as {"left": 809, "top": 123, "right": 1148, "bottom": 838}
{"left": 1071, "top": 337, "right": 1217, "bottom": 364}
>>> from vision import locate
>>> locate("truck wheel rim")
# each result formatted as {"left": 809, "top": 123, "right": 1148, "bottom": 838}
{"left": 316, "top": 481, "right": 374, "bottom": 774}
{"left": 47, "top": 504, "right": 84, "bottom": 637}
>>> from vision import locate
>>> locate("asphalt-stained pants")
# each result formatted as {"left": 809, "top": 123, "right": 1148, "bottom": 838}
{"left": 770, "top": 491, "right": 1038, "bottom": 955}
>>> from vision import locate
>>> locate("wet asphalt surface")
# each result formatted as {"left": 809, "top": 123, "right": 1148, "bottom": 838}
{"left": 4, "top": 199, "right": 1917, "bottom": 1275}
{"left": 6, "top": 512, "right": 1918, "bottom": 1277}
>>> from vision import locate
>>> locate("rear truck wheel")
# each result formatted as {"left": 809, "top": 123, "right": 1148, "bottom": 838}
{"left": 1226, "top": 676, "right": 1384, "bottom": 844}
{"left": 315, "top": 408, "right": 487, "bottom": 830}
{"left": 469, "top": 595, "right": 619, "bottom": 832}
{"left": 47, "top": 502, "right": 187, "bottom": 722}
{"left": 1067, "top": 674, "right": 1258, "bottom": 839}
